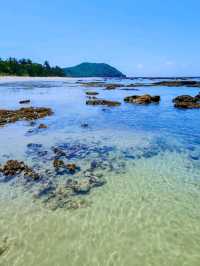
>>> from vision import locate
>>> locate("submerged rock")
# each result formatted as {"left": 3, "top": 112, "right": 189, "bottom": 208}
{"left": 124, "top": 94, "right": 160, "bottom": 104}
{"left": 0, "top": 107, "right": 53, "bottom": 126}
{"left": 89, "top": 175, "right": 106, "bottom": 187}
{"left": 81, "top": 123, "right": 89, "bottom": 128}
{"left": 52, "top": 147, "right": 66, "bottom": 159}
{"left": 53, "top": 160, "right": 79, "bottom": 174}
{"left": 72, "top": 179, "right": 91, "bottom": 194}
{"left": 66, "top": 163, "right": 78, "bottom": 173}
{"left": 0, "top": 238, "right": 9, "bottom": 256}
{"left": 53, "top": 159, "right": 65, "bottom": 170}
{"left": 86, "top": 99, "right": 121, "bottom": 107}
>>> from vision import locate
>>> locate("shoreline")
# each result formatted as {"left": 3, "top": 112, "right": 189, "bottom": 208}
{"left": 0, "top": 76, "right": 108, "bottom": 83}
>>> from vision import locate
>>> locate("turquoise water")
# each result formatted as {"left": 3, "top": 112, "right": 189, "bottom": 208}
{"left": 0, "top": 78, "right": 200, "bottom": 266}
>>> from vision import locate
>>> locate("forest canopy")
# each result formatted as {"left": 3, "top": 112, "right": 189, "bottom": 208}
{"left": 0, "top": 58, "right": 65, "bottom": 77}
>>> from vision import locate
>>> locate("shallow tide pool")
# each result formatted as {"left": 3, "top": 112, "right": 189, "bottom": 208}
{"left": 0, "top": 77, "right": 200, "bottom": 266}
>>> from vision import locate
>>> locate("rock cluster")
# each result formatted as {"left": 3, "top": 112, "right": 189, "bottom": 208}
{"left": 0, "top": 107, "right": 53, "bottom": 126}
{"left": 0, "top": 160, "right": 40, "bottom": 180}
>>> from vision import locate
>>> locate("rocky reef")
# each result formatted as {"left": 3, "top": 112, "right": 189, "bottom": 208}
{"left": 173, "top": 93, "right": 200, "bottom": 108}
{"left": 0, "top": 107, "right": 53, "bottom": 126}
{"left": 124, "top": 94, "right": 160, "bottom": 104}
{"left": 152, "top": 80, "right": 200, "bottom": 87}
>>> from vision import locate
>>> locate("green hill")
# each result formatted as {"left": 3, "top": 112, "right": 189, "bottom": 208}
{"left": 63, "top": 62, "right": 126, "bottom": 78}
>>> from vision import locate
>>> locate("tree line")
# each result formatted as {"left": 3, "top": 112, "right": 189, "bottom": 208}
{"left": 0, "top": 58, "right": 65, "bottom": 77}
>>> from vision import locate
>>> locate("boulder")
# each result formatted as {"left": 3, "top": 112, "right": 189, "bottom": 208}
{"left": 173, "top": 94, "right": 200, "bottom": 108}
{"left": 124, "top": 94, "right": 160, "bottom": 104}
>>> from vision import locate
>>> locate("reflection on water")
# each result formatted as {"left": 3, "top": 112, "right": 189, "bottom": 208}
{"left": 0, "top": 77, "right": 200, "bottom": 266}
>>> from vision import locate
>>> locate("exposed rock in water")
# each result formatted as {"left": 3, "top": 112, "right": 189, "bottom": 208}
{"left": 86, "top": 99, "right": 121, "bottom": 107}
{"left": 0, "top": 160, "right": 40, "bottom": 181}
{"left": 104, "top": 84, "right": 123, "bottom": 90}
{"left": 85, "top": 91, "right": 99, "bottom": 95}
{"left": 173, "top": 94, "right": 200, "bottom": 108}
{"left": 19, "top": 99, "right": 31, "bottom": 104}
{"left": 0, "top": 107, "right": 53, "bottom": 126}
{"left": 124, "top": 94, "right": 160, "bottom": 104}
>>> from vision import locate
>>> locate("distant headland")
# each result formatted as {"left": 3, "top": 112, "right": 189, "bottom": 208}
{"left": 0, "top": 58, "right": 126, "bottom": 78}
{"left": 63, "top": 62, "right": 126, "bottom": 78}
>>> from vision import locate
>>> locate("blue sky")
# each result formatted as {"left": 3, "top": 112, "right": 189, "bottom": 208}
{"left": 1, "top": 0, "right": 200, "bottom": 76}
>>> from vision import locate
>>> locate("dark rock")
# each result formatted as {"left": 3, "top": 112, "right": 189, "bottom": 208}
{"left": 27, "top": 143, "right": 43, "bottom": 149}
{"left": 19, "top": 99, "right": 31, "bottom": 104}
{"left": 38, "top": 123, "right": 48, "bottom": 129}
{"left": 85, "top": 91, "right": 99, "bottom": 95}
{"left": 124, "top": 94, "right": 160, "bottom": 104}
{"left": 86, "top": 99, "right": 121, "bottom": 107}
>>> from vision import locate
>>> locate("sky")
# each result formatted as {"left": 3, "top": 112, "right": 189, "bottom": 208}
{"left": 1, "top": 0, "right": 200, "bottom": 76}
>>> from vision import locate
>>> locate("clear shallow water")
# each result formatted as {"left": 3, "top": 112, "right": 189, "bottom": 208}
{"left": 0, "top": 78, "right": 200, "bottom": 266}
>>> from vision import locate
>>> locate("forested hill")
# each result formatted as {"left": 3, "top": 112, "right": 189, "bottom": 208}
{"left": 63, "top": 62, "right": 126, "bottom": 77}
{"left": 0, "top": 58, "right": 65, "bottom": 77}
